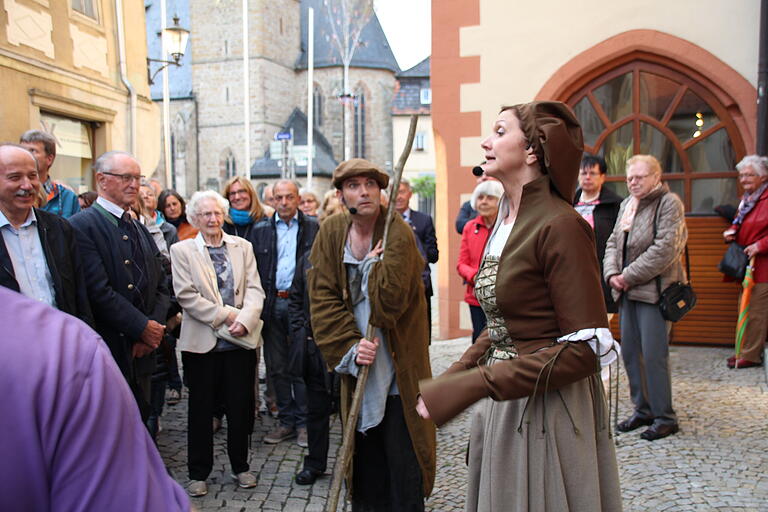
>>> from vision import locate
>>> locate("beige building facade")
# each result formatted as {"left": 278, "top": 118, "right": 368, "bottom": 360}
{"left": 0, "top": 0, "right": 160, "bottom": 191}
{"left": 433, "top": 0, "right": 759, "bottom": 342}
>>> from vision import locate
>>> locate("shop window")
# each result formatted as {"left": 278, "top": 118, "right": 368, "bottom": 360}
{"left": 567, "top": 62, "right": 745, "bottom": 213}
{"left": 39, "top": 112, "right": 94, "bottom": 192}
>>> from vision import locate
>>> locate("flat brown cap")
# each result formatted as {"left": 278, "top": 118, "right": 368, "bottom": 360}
{"left": 332, "top": 158, "right": 389, "bottom": 190}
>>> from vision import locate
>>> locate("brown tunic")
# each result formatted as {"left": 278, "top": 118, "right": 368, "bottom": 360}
{"left": 307, "top": 207, "right": 436, "bottom": 497}
{"left": 420, "top": 175, "right": 622, "bottom": 511}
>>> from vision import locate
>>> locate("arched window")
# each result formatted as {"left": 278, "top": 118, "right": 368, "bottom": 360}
{"left": 567, "top": 61, "right": 745, "bottom": 213}
{"left": 219, "top": 148, "right": 236, "bottom": 181}
{"left": 313, "top": 84, "right": 323, "bottom": 127}
{"left": 353, "top": 84, "right": 367, "bottom": 159}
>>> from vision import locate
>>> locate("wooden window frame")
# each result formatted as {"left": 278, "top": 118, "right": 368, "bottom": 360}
{"left": 567, "top": 60, "right": 746, "bottom": 213}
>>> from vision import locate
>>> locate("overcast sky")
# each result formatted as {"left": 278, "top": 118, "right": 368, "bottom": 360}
{"left": 374, "top": 0, "right": 431, "bottom": 71}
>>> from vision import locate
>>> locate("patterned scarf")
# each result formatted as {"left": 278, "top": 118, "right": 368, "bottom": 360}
{"left": 619, "top": 182, "right": 662, "bottom": 232}
{"left": 733, "top": 181, "right": 768, "bottom": 225}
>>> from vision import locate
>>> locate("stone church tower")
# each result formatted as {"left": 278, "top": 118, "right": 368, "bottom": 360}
{"left": 146, "top": 0, "right": 398, "bottom": 196}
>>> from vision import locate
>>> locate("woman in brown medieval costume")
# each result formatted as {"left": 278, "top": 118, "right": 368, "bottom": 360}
{"left": 418, "top": 101, "right": 622, "bottom": 511}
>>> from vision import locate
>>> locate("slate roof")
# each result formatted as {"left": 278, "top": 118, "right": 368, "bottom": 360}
{"left": 250, "top": 108, "right": 338, "bottom": 178}
{"left": 396, "top": 56, "right": 429, "bottom": 78}
{"left": 145, "top": 0, "right": 193, "bottom": 100}
{"left": 295, "top": 0, "right": 400, "bottom": 73}
{"left": 392, "top": 57, "right": 430, "bottom": 115}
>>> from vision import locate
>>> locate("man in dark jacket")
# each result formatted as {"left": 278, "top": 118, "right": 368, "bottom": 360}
{"left": 69, "top": 151, "right": 169, "bottom": 420}
{"left": 395, "top": 179, "right": 438, "bottom": 336}
{"left": 0, "top": 144, "right": 92, "bottom": 325}
{"left": 252, "top": 179, "right": 319, "bottom": 446}
{"left": 573, "top": 154, "right": 623, "bottom": 314}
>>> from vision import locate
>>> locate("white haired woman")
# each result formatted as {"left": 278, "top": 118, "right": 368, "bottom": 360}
{"left": 724, "top": 155, "right": 768, "bottom": 368}
{"left": 604, "top": 154, "right": 687, "bottom": 441}
{"left": 456, "top": 180, "right": 504, "bottom": 343}
{"left": 170, "top": 190, "right": 266, "bottom": 497}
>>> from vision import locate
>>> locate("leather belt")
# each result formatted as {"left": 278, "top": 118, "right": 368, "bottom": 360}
{"left": 276, "top": 290, "right": 290, "bottom": 299}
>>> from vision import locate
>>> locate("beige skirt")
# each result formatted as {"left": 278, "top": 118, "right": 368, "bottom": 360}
{"left": 465, "top": 374, "right": 622, "bottom": 512}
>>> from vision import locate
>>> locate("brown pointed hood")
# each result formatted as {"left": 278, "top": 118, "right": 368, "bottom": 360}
{"left": 510, "top": 101, "right": 583, "bottom": 202}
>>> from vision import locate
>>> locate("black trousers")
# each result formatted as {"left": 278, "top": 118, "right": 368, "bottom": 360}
{"left": 469, "top": 304, "right": 487, "bottom": 344}
{"left": 352, "top": 396, "right": 424, "bottom": 512}
{"left": 303, "top": 362, "right": 332, "bottom": 473}
{"left": 182, "top": 349, "right": 256, "bottom": 481}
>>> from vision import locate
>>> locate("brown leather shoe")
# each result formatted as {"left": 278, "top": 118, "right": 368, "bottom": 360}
{"left": 616, "top": 414, "right": 654, "bottom": 433}
{"left": 640, "top": 423, "right": 679, "bottom": 441}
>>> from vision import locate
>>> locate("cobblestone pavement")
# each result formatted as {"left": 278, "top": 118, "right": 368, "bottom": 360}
{"left": 158, "top": 340, "right": 768, "bottom": 511}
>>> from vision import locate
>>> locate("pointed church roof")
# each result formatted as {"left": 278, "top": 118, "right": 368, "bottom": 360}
{"left": 295, "top": 0, "right": 400, "bottom": 73}
{"left": 250, "top": 108, "right": 338, "bottom": 178}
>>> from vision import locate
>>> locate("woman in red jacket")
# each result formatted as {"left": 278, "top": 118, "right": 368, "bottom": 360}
{"left": 457, "top": 180, "right": 504, "bottom": 342}
{"left": 724, "top": 155, "right": 768, "bottom": 368}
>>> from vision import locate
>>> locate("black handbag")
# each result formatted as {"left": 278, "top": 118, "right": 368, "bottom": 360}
{"left": 652, "top": 198, "right": 697, "bottom": 322}
{"left": 718, "top": 242, "right": 748, "bottom": 281}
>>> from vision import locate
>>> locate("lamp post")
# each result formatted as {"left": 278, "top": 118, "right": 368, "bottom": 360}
{"left": 146, "top": 15, "right": 190, "bottom": 189}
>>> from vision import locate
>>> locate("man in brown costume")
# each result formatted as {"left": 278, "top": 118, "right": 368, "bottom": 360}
{"left": 308, "top": 159, "right": 436, "bottom": 511}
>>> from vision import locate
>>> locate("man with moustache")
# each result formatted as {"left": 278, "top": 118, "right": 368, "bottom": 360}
{"left": 69, "top": 151, "right": 169, "bottom": 419}
{"left": 0, "top": 144, "right": 92, "bottom": 324}
{"left": 308, "top": 159, "right": 435, "bottom": 510}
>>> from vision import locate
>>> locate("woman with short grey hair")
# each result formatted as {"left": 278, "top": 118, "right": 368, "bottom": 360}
{"left": 458, "top": 180, "right": 504, "bottom": 342}
{"left": 723, "top": 154, "right": 768, "bottom": 368}
{"left": 171, "top": 190, "right": 265, "bottom": 497}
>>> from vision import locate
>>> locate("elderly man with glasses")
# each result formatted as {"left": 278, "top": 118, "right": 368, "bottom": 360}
{"left": 69, "top": 151, "right": 170, "bottom": 422}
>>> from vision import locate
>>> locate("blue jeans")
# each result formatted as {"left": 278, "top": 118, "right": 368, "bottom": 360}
{"left": 262, "top": 297, "right": 307, "bottom": 429}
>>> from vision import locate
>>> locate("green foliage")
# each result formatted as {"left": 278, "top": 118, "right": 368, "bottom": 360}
{"left": 411, "top": 175, "right": 435, "bottom": 199}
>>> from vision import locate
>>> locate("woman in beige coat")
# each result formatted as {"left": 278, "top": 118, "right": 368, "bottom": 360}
{"left": 170, "top": 190, "right": 265, "bottom": 498}
{"left": 603, "top": 154, "right": 687, "bottom": 441}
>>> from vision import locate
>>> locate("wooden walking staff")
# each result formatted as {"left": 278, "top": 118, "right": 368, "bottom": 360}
{"left": 325, "top": 114, "right": 419, "bottom": 511}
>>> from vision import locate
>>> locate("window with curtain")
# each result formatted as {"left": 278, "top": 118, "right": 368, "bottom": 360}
{"left": 567, "top": 61, "right": 745, "bottom": 213}
{"left": 72, "top": 0, "right": 97, "bottom": 19}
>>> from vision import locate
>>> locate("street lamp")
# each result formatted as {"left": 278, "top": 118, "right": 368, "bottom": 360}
{"left": 146, "top": 16, "right": 190, "bottom": 84}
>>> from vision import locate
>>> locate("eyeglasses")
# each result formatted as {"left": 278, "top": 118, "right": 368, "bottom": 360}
{"left": 739, "top": 172, "right": 759, "bottom": 179}
{"left": 228, "top": 189, "right": 250, "bottom": 197}
{"left": 626, "top": 174, "right": 652, "bottom": 183}
{"left": 102, "top": 171, "right": 145, "bottom": 184}
{"left": 198, "top": 211, "right": 224, "bottom": 219}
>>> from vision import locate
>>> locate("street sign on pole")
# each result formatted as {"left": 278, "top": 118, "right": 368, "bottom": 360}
{"left": 275, "top": 131, "right": 292, "bottom": 141}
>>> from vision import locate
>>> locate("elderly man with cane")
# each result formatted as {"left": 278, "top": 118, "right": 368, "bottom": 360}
{"left": 308, "top": 157, "right": 436, "bottom": 511}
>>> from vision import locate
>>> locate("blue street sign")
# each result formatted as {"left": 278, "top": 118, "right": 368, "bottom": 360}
{"left": 275, "top": 131, "right": 291, "bottom": 141}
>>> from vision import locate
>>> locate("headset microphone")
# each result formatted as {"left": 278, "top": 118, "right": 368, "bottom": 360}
{"left": 472, "top": 162, "right": 486, "bottom": 177}
{"left": 341, "top": 197, "right": 358, "bottom": 215}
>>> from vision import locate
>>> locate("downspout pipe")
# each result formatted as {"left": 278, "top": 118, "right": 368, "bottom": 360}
{"left": 757, "top": 0, "right": 768, "bottom": 155}
{"left": 115, "top": 0, "right": 137, "bottom": 155}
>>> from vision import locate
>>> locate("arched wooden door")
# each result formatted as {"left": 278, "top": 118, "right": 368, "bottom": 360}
{"left": 566, "top": 59, "right": 747, "bottom": 345}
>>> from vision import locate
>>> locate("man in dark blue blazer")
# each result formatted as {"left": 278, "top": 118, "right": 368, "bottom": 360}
{"left": 395, "top": 179, "right": 438, "bottom": 337}
{"left": 0, "top": 144, "right": 92, "bottom": 325}
{"left": 69, "top": 151, "right": 169, "bottom": 418}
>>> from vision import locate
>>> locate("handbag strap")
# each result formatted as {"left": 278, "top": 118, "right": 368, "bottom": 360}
{"left": 652, "top": 195, "right": 692, "bottom": 298}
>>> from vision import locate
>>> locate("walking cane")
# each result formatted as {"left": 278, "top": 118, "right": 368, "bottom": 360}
{"left": 325, "top": 114, "right": 419, "bottom": 511}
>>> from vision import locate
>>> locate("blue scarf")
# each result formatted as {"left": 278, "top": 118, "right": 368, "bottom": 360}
{"left": 155, "top": 210, "right": 165, "bottom": 225}
{"left": 229, "top": 207, "right": 253, "bottom": 226}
